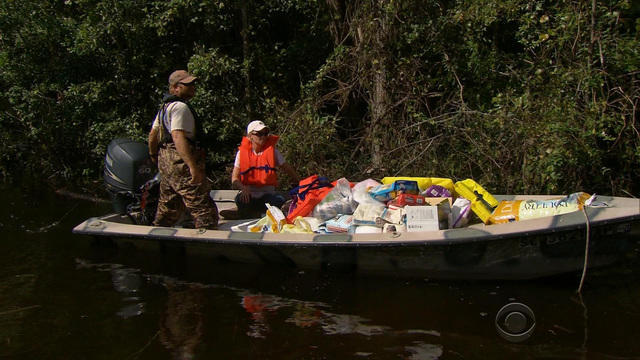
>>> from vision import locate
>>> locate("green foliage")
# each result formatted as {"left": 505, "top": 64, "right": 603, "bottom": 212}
{"left": 186, "top": 48, "right": 246, "bottom": 184}
{"left": 0, "top": 0, "right": 638, "bottom": 196}
{"left": 290, "top": 0, "right": 639, "bottom": 195}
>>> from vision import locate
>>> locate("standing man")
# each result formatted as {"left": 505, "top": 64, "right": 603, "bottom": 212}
{"left": 148, "top": 70, "right": 219, "bottom": 229}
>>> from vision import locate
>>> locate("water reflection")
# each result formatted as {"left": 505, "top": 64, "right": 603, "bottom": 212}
{"left": 240, "top": 291, "right": 390, "bottom": 339}
{"left": 75, "top": 259, "right": 452, "bottom": 359}
{"left": 159, "top": 281, "right": 205, "bottom": 360}
{"left": 111, "top": 268, "right": 144, "bottom": 318}
{"left": 76, "top": 259, "right": 206, "bottom": 358}
{"left": 234, "top": 287, "right": 447, "bottom": 359}
{"left": 72, "top": 255, "right": 640, "bottom": 359}
{"left": 241, "top": 294, "right": 276, "bottom": 338}
{"left": 404, "top": 343, "right": 444, "bottom": 360}
{"left": 5, "top": 184, "right": 640, "bottom": 358}
{"left": 76, "top": 260, "right": 146, "bottom": 319}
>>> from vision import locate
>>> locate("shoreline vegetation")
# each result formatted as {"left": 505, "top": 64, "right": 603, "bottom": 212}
{"left": 1, "top": 1, "right": 638, "bottom": 197}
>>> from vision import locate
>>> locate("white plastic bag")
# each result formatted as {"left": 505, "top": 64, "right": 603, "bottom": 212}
{"left": 353, "top": 203, "right": 385, "bottom": 226}
{"left": 352, "top": 179, "right": 386, "bottom": 207}
{"left": 449, "top": 198, "right": 471, "bottom": 228}
{"left": 312, "top": 178, "right": 356, "bottom": 220}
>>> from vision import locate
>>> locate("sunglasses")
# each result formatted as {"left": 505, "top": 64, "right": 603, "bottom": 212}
{"left": 178, "top": 82, "right": 195, "bottom": 87}
{"left": 251, "top": 130, "right": 269, "bottom": 137}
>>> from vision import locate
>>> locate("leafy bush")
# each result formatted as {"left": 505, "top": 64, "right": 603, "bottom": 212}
{"left": 0, "top": 0, "right": 638, "bottom": 197}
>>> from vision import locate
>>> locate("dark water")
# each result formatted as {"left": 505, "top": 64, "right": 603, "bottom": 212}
{"left": 2, "top": 186, "right": 640, "bottom": 359}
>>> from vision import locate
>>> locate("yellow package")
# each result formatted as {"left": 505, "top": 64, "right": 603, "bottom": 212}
{"left": 381, "top": 177, "right": 455, "bottom": 194}
{"left": 280, "top": 217, "right": 314, "bottom": 233}
{"left": 249, "top": 203, "right": 287, "bottom": 233}
{"left": 489, "top": 192, "right": 591, "bottom": 224}
{"left": 249, "top": 216, "right": 271, "bottom": 232}
{"left": 453, "top": 179, "right": 499, "bottom": 224}
{"left": 266, "top": 203, "right": 287, "bottom": 233}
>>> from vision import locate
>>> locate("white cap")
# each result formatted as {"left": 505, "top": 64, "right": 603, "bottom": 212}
{"left": 247, "top": 120, "right": 268, "bottom": 134}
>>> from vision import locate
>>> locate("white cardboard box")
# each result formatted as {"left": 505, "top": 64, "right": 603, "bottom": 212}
{"left": 405, "top": 205, "right": 440, "bottom": 232}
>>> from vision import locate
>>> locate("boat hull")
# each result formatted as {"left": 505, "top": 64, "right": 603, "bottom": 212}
{"left": 73, "top": 194, "right": 640, "bottom": 279}
{"left": 87, "top": 225, "right": 634, "bottom": 280}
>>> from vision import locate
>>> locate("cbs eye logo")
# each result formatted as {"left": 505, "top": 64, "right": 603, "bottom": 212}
{"left": 495, "top": 303, "right": 536, "bottom": 342}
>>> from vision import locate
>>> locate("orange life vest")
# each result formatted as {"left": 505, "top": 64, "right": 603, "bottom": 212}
{"left": 286, "top": 175, "right": 334, "bottom": 223}
{"left": 238, "top": 135, "right": 279, "bottom": 187}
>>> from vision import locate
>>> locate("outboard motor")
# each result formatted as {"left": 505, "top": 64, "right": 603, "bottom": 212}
{"left": 104, "top": 138, "right": 159, "bottom": 224}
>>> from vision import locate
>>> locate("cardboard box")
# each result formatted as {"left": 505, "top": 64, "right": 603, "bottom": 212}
{"left": 388, "top": 194, "right": 427, "bottom": 207}
{"left": 405, "top": 205, "right": 440, "bottom": 232}
{"left": 424, "top": 197, "right": 453, "bottom": 226}
{"left": 325, "top": 214, "right": 354, "bottom": 233}
{"left": 383, "top": 223, "right": 406, "bottom": 233}
{"left": 423, "top": 197, "right": 453, "bottom": 206}
{"left": 370, "top": 180, "right": 419, "bottom": 202}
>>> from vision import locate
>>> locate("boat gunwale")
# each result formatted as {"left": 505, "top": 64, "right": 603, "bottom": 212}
{"left": 72, "top": 196, "right": 640, "bottom": 247}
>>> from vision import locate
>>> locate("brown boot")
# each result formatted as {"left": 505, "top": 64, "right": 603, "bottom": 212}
{"left": 220, "top": 209, "right": 243, "bottom": 220}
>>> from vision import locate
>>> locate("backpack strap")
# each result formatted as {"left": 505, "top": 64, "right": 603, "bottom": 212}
{"left": 290, "top": 177, "right": 333, "bottom": 201}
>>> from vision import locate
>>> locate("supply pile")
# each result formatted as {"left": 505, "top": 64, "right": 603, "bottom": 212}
{"left": 239, "top": 175, "right": 592, "bottom": 234}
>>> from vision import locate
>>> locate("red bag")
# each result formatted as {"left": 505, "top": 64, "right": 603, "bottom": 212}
{"left": 286, "top": 175, "right": 334, "bottom": 223}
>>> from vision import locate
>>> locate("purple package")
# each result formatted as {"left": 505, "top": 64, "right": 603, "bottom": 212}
{"left": 422, "top": 185, "right": 451, "bottom": 198}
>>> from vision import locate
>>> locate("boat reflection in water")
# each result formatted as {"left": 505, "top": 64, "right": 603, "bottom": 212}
{"left": 110, "top": 267, "right": 145, "bottom": 319}
{"left": 74, "top": 254, "right": 640, "bottom": 359}
{"left": 75, "top": 259, "right": 451, "bottom": 359}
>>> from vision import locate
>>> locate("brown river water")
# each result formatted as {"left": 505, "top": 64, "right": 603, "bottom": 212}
{"left": 2, "top": 184, "right": 640, "bottom": 359}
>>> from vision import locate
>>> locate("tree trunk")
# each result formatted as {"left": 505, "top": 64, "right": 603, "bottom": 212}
{"left": 326, "top": 0, "right": 347, "bottom": 44}
{"left": 371, "top": 58, "right": 388, "bottom": 169}
{"left": 369, "top": 0, "right": 391, "bottom": 171}
{"left": 241, "top": 0, "right": 252, "bottom": 116}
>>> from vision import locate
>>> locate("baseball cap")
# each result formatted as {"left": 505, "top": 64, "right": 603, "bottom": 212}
{"left": 168, "top": 70, "right": 197, "bottom": 86}
{"left": 247, "top": 120, "right": 268, "bottom": 134}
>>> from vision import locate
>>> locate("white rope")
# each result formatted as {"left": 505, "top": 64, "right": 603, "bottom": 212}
{"left": 577, "top": 205, "right": 591, "bottom": 294}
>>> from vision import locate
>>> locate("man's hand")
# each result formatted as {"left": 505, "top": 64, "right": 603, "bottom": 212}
{"left": 172, "top": 129, "right": 203, "bottom": 184}
{"left": 190, "top": 165, "right": 205, "bottom": 185}
{"left": 231, "top": 167, "right": 251, "bottom": 203}
{"left": 237, "top": 185, "right": 251, "bottom": 203}
{"left": 148, "top": 127, "right": 160, "bottom": 165}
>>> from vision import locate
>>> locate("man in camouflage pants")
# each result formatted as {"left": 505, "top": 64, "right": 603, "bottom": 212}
{"left": 148, "top": 70, "right": 218, "bottom": 229}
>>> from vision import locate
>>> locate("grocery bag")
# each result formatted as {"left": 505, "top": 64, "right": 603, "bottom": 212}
{"left": 312, "top": 178, "right": 356, "bottom": 220}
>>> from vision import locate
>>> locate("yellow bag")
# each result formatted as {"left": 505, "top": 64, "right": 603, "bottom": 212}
{"left": 249, "top": 216, "right": 271, "bottom": 233}
{"left": 249, "top": 203, "right": 287, "bottom": 233}
{"left": 489, "top": 192, "right": 591, "bottom": 224}
{"left": 381, "top": 177, "right": 455, "bottom": 194}
{"left": 453, "top": 179, "right": 499, "bottom": 224}
{"left": 280, "top": 217, "right": 314, "bottom": 233}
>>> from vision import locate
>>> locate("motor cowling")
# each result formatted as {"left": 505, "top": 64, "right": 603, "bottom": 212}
{"left": 104, "top": 138, "right": 157, "bottom": 214}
